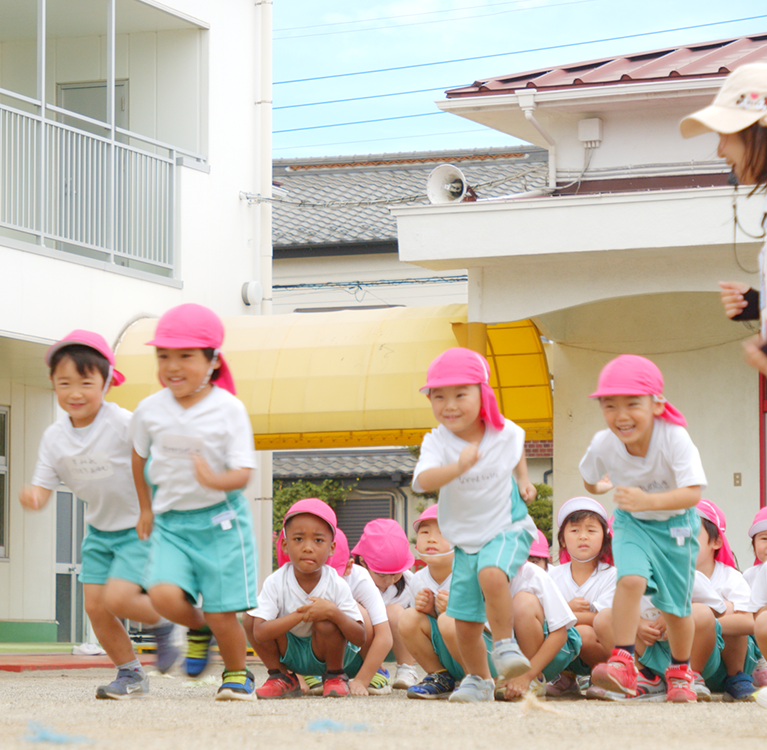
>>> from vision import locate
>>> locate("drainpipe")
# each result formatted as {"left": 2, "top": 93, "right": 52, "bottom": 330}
{"left": 516, "top": 91, "right": 557, "bottom": 191}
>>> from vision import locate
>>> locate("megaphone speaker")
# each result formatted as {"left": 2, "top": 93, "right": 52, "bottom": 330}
{"left": 427, "top": 164, "right": 468, "bottom": 204}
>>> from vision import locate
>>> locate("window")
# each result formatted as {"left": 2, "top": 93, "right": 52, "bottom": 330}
{"left": 0, "top": 407, "right": 8, "bottom": 558}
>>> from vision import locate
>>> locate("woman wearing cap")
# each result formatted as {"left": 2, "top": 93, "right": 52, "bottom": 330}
{"left": 680, "top": 64, "right": 767, "bottom": 373}
{"left": 130, "top": 304, "right": 258, "bottom": 701}
{"left": 19, "top": 331, "right": 179, "bottom": 700}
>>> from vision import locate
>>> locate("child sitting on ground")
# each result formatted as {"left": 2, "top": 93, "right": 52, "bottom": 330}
{"left": 245, "top": 498, "right": 366, "bottom": 698}
{"left": 744, "top": 508, "right": 767, "bottom": 686}
{"left": 528, "top": 529, "right": 552, "bottom": 571}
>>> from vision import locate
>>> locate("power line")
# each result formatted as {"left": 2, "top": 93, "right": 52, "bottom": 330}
{"left": 274, "top": 15, "right": 767, "bottom": 84}
{"left": 274, "top": 86, "right": 448, "bottom": 110}
{"left": 275, "top": 111, "right": 445, "bottom": 134}
{"left": 272, "top": 128, "right": 499, "bottom": 151}
{"left": 274, "top": 0, "right": 595, "bottom": 40}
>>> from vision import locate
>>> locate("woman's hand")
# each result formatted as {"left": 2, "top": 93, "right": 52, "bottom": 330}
{"left": 718, "top": 281, "right": 751, "bottom": 319}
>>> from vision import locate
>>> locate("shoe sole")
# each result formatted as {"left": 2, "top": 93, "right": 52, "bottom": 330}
{"left": 449, "top": 693, "right": 492, "bottom": 703}
{"left": 95, "top": 689, "right": 149, "bottom": 700}
{"left": 666, "top": 693, "right": 697, "bottom": 703}
{"left": 590, "top": 669, "right": 637, "bottom": 697}
{"left": 722, "top": 693, "right": 755, "bottom": 703}
{"left": 255, "top": 690, "right": 301, "bottom": 700}
{"left": 407, "top": 690, "right": 451, "bottom": 700}
{"left": 215, "top": 688, "right": 255, "bottom": 701}
{"left": 367, "top": 686, "right": 392, "bottom": 695}
{"left": 323, "top": 690, "right": 349, "bottom": 697}
{"left": 392, "top": 680, "right": 416, "bottom": 689}
{"left": 494, "top": 656, "right": 531, "bottom": 682}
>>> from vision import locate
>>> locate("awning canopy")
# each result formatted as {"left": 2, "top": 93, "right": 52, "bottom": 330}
{"left": 110, "top": 305, "right": 552, "bottom": 449}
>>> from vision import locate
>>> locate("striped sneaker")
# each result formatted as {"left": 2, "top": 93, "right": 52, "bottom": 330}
{"left": 303, "top": 675, "right": 323, "bottom": 696}
{"left": 215, "top": 669, "right": 255, "bottom": 701}
{"left": 185, "top": 627, "right": 213, "bottom": 677}
{"left": 367, "top": 667, "right": 392, "bottom": 695}
{"left": 407, "top": 670, "right": 455, "bottom": 700}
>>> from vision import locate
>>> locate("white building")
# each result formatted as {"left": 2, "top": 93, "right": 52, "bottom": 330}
{"left": 393, "top": 34, "right": 767, "bottom": 565}
{"left": 0, "top": 0, "right": 272, "bottom": 643}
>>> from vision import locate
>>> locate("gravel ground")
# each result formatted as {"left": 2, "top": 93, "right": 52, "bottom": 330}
{"left": 2, "top": 663, "right": 767, "bottom": 749}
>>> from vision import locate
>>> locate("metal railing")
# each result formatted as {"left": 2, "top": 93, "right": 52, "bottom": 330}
{"left": 0, "top": 89, "right": 183, "bottom": 276}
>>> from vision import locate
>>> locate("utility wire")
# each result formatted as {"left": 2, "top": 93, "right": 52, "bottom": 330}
{"left": 274, "top": 86, "right": 448, "bottom": 110}
{"left": 272, "top": 128, "right": 501, "bottom": 151}
{"left": 275, "top": 15, "right": 767, "bottom": 84}
{"left": 275, "top": 111, "right": 445, "bottom": 134}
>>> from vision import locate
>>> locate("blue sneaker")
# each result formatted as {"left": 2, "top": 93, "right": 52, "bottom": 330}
{"left": 215, "top": 669, "right": 255, "bottom": 701}
{"left": 150, "top": 621, "right": 179, "bottom": 673}
{"left": 185, "top": 627, "right": 213, "bottom": 677}
{"left": 96, "top": 669, "right": 149, "bottom": 700}
{"left": 367, "top": 667, "right": 392, "bottom": 695}
{"left": 407, "top": 671, "right": 455, "bottom": 700}
{"left": 723, "top": 671, "right": 756, "bottom": 702}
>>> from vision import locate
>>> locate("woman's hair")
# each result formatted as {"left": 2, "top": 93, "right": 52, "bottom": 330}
{"left": 49, "top": 344, "right": 110, "bottom": 385}
{"left": 735, "top": 122, "right": 767, "bottom": 195}
{"left": 557, "top": 510, "right": 613, "bottom": 565}
{"left": 201, "top": 347, "right": 222, "bottom": 381}
{"left": 354, "top": 554, "right": 407, "bottom": 596}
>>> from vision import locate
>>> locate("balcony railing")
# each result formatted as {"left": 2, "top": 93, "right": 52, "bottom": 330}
{"left": 0, "top": 89, "right": 189, "bottom": 277}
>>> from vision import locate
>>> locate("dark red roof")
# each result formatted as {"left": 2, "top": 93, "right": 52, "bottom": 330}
{"left": 446, "top": 33, "right": 767, "bottom": 98}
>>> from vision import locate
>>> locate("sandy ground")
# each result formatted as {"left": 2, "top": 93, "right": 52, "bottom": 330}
{"left": 2, "top": 663, "right": 767, "bottom": 749}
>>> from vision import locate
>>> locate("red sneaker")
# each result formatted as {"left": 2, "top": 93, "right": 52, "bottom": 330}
{"left": 665, "top": 663, "right": 697, "bottom": 703}
{"left": 256, "top": 672, "right": 301, "bottom": 699}
{"left": 591, "top": 650, "right": 638, "bottom": 696}
{"left": 323, "top": 672, "right": 350, "bottom": 697}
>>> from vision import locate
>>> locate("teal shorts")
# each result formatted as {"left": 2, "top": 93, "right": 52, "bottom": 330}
{"left": 283, "top": 632, "right": 361, "bottom": 677}
{"left": 612, "top": 508, "right": 700, "bottom": 618}
{"left": 429, "top": 616, "right": 496, "bottom": 681}
{"left": 79, "top": 525, "right": 151, "bottom": 586}
{"left": 542, "top": 624, "right": 583, "bottom": 682}
{"left": 640, "top": 620, "right": 724, "bottom": 681}
{"left": 706, "top": 622, "right": 761, "bottom": 692}
{"left": 446, "top": 513, "right": 536, "bottom": 623}
{"left": 147, "top": 494, "right": 258, "bottom": 613}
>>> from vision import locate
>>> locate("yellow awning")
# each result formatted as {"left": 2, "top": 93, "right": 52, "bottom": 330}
{"left": 110, "top": 305, "right": 552, "bottom": 448}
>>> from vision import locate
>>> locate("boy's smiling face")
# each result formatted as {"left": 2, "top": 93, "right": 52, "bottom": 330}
{"left": 428, "top": 383, "right": 484, "bottom": 442}
{"left": 599, "top": 394, "right": 665, "bottom": 457}
{"left": 50, "top": 356, "right": 106, "bottom": 428}
{"left": 282, "top": 513, "right": 336, "bottom": 579}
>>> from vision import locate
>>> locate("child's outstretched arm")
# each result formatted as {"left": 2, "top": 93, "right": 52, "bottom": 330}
{"left": 416, "top": 445, "right": 480, "bottom": 493}
{"left": 513, "top": 453, "right": 537, "bottom": 503}
{"left": 497, "top": 625, "right": 568, "bottom": 699}
{"left": 18, "top": 485, "right": 52, "bottom": 511}
{"left": 132, "top": 448, "right": 154, "bottom": 540}
{"left": 613, "top": 484, "right": 701, "bottom": 514}
{"left": 192, "top": 454, "right": 250, "bottom": 491}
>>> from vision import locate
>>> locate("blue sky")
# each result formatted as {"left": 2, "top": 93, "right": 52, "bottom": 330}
{"left": 272, "top": 0, "right": 767, "bottom": 159}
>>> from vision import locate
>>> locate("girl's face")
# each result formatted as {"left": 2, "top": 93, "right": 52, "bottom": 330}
{"left": 365, "top": 565, "right": 403, "bottom": 593}
{"left": 718, "top": 132, "right": 753, "bottom": 184}
{"left": 528, "top": 556, "right": 548, "bottom": 571}
{"left": 753, "top": 531, "right": 767, "bottom": 564}
{"left": 156, "top": 348, "right": 219, "bottom": 408}
{"left": 429, "top": 383, "right": 483, "bottom": 442}
{"left": 563, "top": 515, "right": 604, "bottom": 563}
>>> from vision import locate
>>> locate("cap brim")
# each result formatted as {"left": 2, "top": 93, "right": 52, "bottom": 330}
{"left": 680, "top": 105, "right": 765, "bottom": 139}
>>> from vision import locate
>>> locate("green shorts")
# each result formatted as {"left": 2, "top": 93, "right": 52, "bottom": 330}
{"left": 283, "top": 632, "right": 361, "bottom": 677}
{"left": 147, "top": 494, "right": 258, "bottom": 613}
{"left": 446, "top": 513, "right": 536, "bottom": 623}
{"left": 79, "top": 525, "right": 151, "bottom": 586}
{"left": 705, "top": 622, "right": 760, "bottom": 692}
{"left": 612, "top": 508, "right": 700, "bottom": 618}
{"left": 429, "top": 615, "right": 496, "bottom": 681}
{"left": 640, "top": 620, "right": 723, "bottom": 681}
{"left": 543, "top": 624, "right": 583, "bottom": 682}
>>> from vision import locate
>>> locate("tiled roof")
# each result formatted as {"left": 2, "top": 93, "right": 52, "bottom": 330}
{"left": 272, "top": 147, "right": 548, "bottom": 247}
{"left": 447, "top": 33, "right": 767, "bottom": 98}
{"left": 273, "top": 448, "right": 417, "bottom": 479}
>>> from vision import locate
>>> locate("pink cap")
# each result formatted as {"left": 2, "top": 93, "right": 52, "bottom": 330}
{"left": 697, "top": 499, "right": 737, "bottom": 569}
{"left": 146, "top": 304, "right": 236, "bottom": 395}
{"left": 275, "top": 526, "right": 350, "bottom": 576}
{"left": 282, "top": 497, "right": 337, "bottom": 540}
{"left": 45, "top": 330, "right": 125, "bottom": 386}
{"left": 529, "top": 529, "right": 551, "bottom": 560}
{"left": 413, "top": 503, "right": 439, "bottom": 533}
{"left": 420, "top": 347, "right": 504, "bottom": 431}
{"left": 589, "top": 354, "right": 686, "bottom": 427}
{"left": 749, "top": 507, "right": 767, "bottom": 538}
{"left": 351, "top": 518, "right": 415, "bottom": 574}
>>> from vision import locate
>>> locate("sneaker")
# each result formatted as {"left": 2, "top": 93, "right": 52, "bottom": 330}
{"left": 150, "top": 622, "right": 180, "bottom": 674}
{"left": 633, "top": 672, "right": 666, "bottom": 702}
{"left": 185, "top": 627, "right": 213, "bottom": 677}
{"left": 752, "top": 657, "right": 767, "bottom": 687}
{"left": 448, "top": 674, "right": 495, "bottom": 703}
{"left": 392, "top": 663, "right": 419, "bottom": 689}
{"left": 367, "top": 667, "right": 392, "bottom": 695}
{"left": 95, "top": 669, "right": 149, "bottom": 700}
{"left": 407, "top": 671, "right": 456, "bottom": 700}
{"left": 591, "top": 649, "right": 638, "bottom": 696}
{"left": 546, "top": 672, "right": 579, "bottom": 697}
{"left": 665, "top": 663, "right": 697, "bottom": 703}
{"left": 490, "top": 639, "right": 531, "bottom": 681}
{"left": 723, "top": 671, "right": 756, "bottom": 702}
{"left": 215, "top": 669, "right": 255, "bottom": 701}
{"left": 495, "top": 674, "right": 546, "bottom": 701}
{"left": 691, "top": 670, "right": 711, "bottom": 702}
{"left": 303, "top": 675, "right": 323, "bottom": 696}
{"left": 322, "top": 672, "right": 350, "bottom": 697}
{"left": 256, "top": 671, "right": 301, "bottom": 699}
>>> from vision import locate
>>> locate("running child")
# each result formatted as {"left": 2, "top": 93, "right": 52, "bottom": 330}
{"left": 19, "top": 331, "right": 177, "bottom": 700}
{"left": 547, "top": 496, "right": 616, "bottom": 697}
{"left": 351, "top": 518, "right": 417, "bottom": 689}
{"left": 130, "top": 304, "right": 258, "bottom": 701}
{"left": 580, "top": 354, "right": 706, "bottom": 703}
{"left": 413, "top": 347, "right": 537, "bottom": 702}
{"left": 244, "top": 498, "right": 365, "bottom": 698}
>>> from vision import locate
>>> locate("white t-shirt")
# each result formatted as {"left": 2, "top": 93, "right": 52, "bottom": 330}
{"left": 130, "top": 386, "right": 256, "bottom": 513}
{"left": 505, "top": 562, "right": 576, "bottom": 633}
{"left": 743, "top": 564, "right": 762, "bottom": 589}
{"left": 343, "top": 564, "right": 388, "bottom": 626}
{"left": 380, "top": 569, "right": 414, "bottom": 607}
{"left": 549, "top": 562, "right": 617, "bottom": 613}
{"left": 32, "top": 402, "right": 138, "bottom": 531}
{"left": 707, "top": 561, "right": 754, "bottom": 612}
{"left": 640, "top": 570, "right": 726, "bottom": 620}
{"left": 250, "top": 563, "right": 363, "bottom": 638}
{"left": 413, "top": 419, "right": 525, "bottom": 553}
{"left": 749, "top": 562, "right": 767, "bottom": 610}
{"left": 579, "top": 419, "right": 707, "bottom": 521}
{"left": 409, "top": 566, "right": 452, "bottom": 609}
